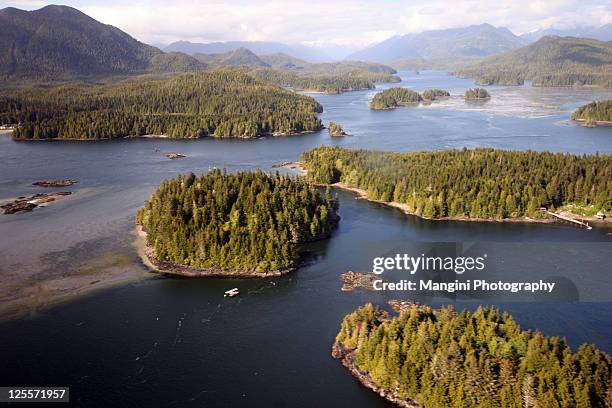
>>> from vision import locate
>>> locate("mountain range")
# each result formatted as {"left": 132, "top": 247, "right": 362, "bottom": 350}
{"left": 521, "top": 23, "right": 612, "bottom": 42}
{"left": 0, "top": 5, "right": 204, "bottom": 81}
{"left": 347, "top": 24, "right": 528, "bottom": 63}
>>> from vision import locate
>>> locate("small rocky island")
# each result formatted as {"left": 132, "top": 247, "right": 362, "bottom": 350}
{"left": 333, "top": 303, "right": 612, "bottom": 407}
{"left": 421, "top": 89, "right": 450, "bottom": 101}
{"left": 32, "top": 179, "right": 78, "bottom": 187}
{"left": 328, "top": 121, "right": 349, "bottom": 137}
{"left": 1, "top": 192, "right": 72, "bottom": 214}
{"left": 340, "top": 271, "right": 378, "bottom": 291}
{"left": 136, "top": 169, "right": 339, "bottom": 277}
{"left": 465, "top": 87, "right": 490, "bottom": 100}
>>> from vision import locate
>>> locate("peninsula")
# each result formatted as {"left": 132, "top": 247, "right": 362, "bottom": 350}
{"left": 300, "top": 146, "right": 611, "bottom": 223}
{"left": 136, "top": 169, "right": 339, "bottom": 276}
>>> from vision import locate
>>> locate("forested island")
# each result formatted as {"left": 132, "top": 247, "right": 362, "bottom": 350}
{"left": 136, "top": 169, "right": 339, "bottom": 276}
{"left": 455, "top": 36, "right": 612, "bottom": 87}
{"left": 333, "top": 303, "right": 612, "bottom": 407}
{"left": 300, "top": 146, "right": 611, "bottom": 221}
{"left": 572, "top": 100, "right": 612, "bottom": 126}
{"left": 465, "top": 88, "right": 490, "bottom": 100}
{"left": 421, "top": 89, "right": 450, "bottom": 101}
{"left": 370, "top": 88, "right": 422, "bottom": 110}
{"left": 370, "top": 88, "right": 451, "bottom": 109}
{"left": 249, "top": 68, "right": 400, "bottom": 94}
{"left": 1, "top": 71, "right": 323, "bottom": 140}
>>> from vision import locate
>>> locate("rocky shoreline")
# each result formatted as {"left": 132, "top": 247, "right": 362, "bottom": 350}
{"left": 331, "top": 341, "right": 421, "bottom": 408}
{"left": 135, "top": 226, "right": 295, "bottom": 278}
{"left": 574, "top": 118, "right": 612, "bottom": 128}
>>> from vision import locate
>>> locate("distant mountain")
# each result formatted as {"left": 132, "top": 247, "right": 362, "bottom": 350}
{"left": 194, "top": 47, "right": 270, "bottom": 68}
{"left": 347, "top": 24, "right": 527, "bottom": 63}
{"left": 455, "top": 36, "right": 612, "bottom": 87}
{"left": 164, "top": 40, "right": 331, "bottom": 62}
{"left": 0, "top": 5, "right": 204, "bottom": 81}
{"left": 521, "top": 24, "right": 612, "bottom": 42}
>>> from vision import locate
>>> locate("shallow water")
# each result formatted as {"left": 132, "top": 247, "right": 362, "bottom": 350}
{"left": 0, "top": 71, "right": 611, "bottom": 407}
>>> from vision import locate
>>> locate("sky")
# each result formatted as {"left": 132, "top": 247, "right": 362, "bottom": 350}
{"left": 2, "top": 0, "right": 611, "bottom": 51}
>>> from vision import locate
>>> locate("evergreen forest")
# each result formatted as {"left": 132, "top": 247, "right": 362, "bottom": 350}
{"left": 1, "top": 70, "right": 323, "bottom": 139}
{"left": 300, "top": 146, "right": 611, "bottom": 219}
{"left": 335, "top": 303, "right": 612, "bottom": 407}
{"left": 136, "top": 169, "right": 339, "bottom": 273}
{"left": 572, "top": 100, "right": 612, "bottom": 123}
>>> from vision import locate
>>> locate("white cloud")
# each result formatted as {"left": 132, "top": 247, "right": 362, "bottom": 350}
{"left": 1, "top": 0, "right": 610, "bottom": 47}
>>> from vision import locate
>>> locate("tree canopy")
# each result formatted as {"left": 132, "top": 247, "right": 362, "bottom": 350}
{"left": 336, "top": 303, "right": 612, "bottom": 407}
{"left": 300, "top": 146, "right": 612, "bottom": 219}
{"left": 1, "top": 70, "right": 323, "bottom": 139}
{"left": 136, "top": 169, "right": 339, "bottom": 273}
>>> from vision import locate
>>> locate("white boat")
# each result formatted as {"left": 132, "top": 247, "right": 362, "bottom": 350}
{"left": 224, "top": 288, "right": 239, "bottom": 297}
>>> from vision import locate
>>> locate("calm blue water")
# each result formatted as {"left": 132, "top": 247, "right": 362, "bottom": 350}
{"left": 0, "top": 71, "right": 611, "bottom": 407}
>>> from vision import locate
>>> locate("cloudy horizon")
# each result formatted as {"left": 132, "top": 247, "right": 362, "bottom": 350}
{"left": 2, "top": 0, "right": 611, "bottom": 52}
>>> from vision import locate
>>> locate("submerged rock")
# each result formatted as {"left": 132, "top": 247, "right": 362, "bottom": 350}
{"left": 1, "top": 192, "right": 72, "bottom": 214}
{"left": 166, "top": 153, "right": 186, "bottom": 159}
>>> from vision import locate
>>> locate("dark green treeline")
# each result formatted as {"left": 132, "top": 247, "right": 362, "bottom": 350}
{"left": 136, "top": 170, "right": 339, "bottom": 272}
{"left": 336, "top": 304, "right": 611, "bottom": 407}
{"left": 249, "top": 68, "right": 400, "bottom": 94}
{"left": 300, "top": 146, "right": 611, "bottom": 219}
{"left": 1, "top": 70, "right": 323, "bottom": 139}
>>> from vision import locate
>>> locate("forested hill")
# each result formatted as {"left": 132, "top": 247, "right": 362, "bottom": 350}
{"left": 1, "top": 71, "right": 323, "bottom": 139}
{"left": 0, "top": 5, "right": 205, "bottom": 81}
{"left": 300, "top": 146, "right": 611, "bottom": 220}
{"left": 334, "top": 303, "right": 611, "bottom": 407}
{"left": 193, "top": 47, "right": 270, "bottom": 68}
{"left": 455, "top": 36, "right": 612, "bottom": 87}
